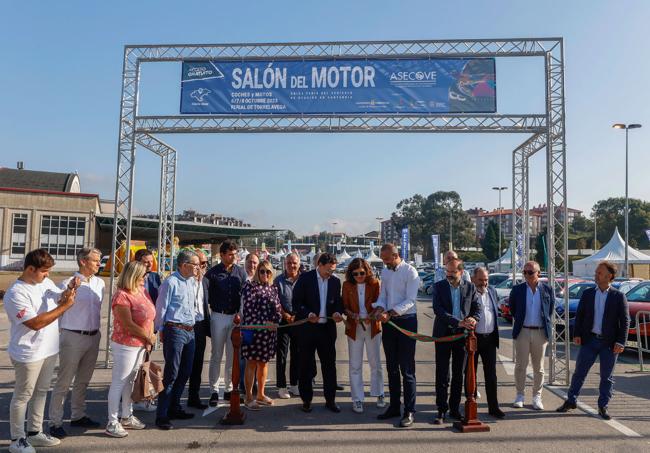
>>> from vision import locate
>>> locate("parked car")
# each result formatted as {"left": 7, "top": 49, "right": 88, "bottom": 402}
{"left": 97, "top": 255, "right": 110, "bottom": 275}
{"left": 494, "top": 275, "right": 523, "bottom": 299}
{"left": 623, "top": 281, "right": 650, "bottom": 342}
{"left": 488, "top": 272, "right": 510, "bottom": 287}
{"left": 498, "top": 296, "right": 513, "bottom": 323}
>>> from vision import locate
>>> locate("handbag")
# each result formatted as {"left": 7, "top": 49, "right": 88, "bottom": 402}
{"left": 131, "top": 349, "right": 164, "bottom": 403}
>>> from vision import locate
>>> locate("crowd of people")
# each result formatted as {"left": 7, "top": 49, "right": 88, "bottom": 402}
{"left": 5, "top": 241, "right": 630, "bottom": 453}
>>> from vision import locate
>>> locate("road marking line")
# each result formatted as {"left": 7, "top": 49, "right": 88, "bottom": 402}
{"left": 545, "top": 385, "right": 642, "bottom": 438}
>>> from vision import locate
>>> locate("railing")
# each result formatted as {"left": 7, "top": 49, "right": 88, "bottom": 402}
{"left": 634, "top": 310, "right": 650, "bottom": 372}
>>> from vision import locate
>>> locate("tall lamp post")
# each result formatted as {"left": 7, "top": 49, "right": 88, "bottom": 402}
{"left": 613, "top": 123, "right": 642, "bottom": 277}
{"left": 376, "top": 217, "right": 383, "bottom": 245}
{"left": 492, "top": 186, "right": 508, "bottom": 257}
{"left": 332, "top": 221, "right": 338, "bottom": 254}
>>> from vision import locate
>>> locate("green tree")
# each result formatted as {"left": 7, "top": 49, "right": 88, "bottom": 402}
{"left": 481, "top": 221, "right": 499, "bottom": 261}
{"left": 592, "top": 197, "right": 650, "bottom": 248}
{"left": 391, "top": 191, "right": 475, "bottom": 258}
{"left": 571, "top": 215, "right": 594, "bottom": 234}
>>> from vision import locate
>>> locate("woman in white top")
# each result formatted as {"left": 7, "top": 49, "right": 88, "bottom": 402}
{"left": 342, "top": 258, "right": 385, "bottom": 413}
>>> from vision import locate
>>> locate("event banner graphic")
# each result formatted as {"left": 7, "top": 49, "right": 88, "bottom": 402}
{"left": 432, "top": 234, "right": 440, "bottom": 269}
{"left": 180, "top": 58, "right": 496, "bottom": 114}
{"left": 401, "top": 227, "right": 410, "bottom": 261}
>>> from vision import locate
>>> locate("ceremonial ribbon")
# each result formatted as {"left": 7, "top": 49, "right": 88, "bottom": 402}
{"left": 239, "top": 316, "right": 467, "bottom": 343}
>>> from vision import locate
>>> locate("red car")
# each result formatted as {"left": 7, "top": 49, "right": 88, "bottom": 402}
{"left": 624, "top": 281, "right": 650, "bottom": 341}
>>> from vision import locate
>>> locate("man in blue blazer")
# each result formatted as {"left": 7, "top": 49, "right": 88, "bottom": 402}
{"left": 508, "top": 260, "right": 555, "bottom": 411}
{"left": 432, "top": 259, "right": 480, "bottom": 424}
{"left": 293, "top": 253, "right": 344, "bottom": 413}
{"left": 557, "top": 261, "right": 630, "bottom": 420}
{"left": 469, "top": 267, "right": 504, "bottom": 419}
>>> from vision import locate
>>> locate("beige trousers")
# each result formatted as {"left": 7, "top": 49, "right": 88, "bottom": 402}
{"left": 48, "top": 329, "right": 101, "bottom": 426}
{"left": 10, "top": 354, "right": 58, "bottom": 440}
{"left": 514, "top": 327, "right": 548, "bottom": 398}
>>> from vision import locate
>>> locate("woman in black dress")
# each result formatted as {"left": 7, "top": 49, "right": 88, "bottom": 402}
{"left": 241, "top": 260, "right": 282, "bottom": 410}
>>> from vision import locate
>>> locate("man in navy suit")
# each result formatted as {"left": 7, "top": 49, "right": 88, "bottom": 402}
{"left": 509, "top": 261, "right": 555, "bottom": 410}
{"left": 293, "top": 253, "right": 344, "bottom": 413}
{"left": 187, "top": 250, "right": 212, "bottom": 409}
{"left": 556, "top": 261, "right": 630, "bottom": 420}
{"left": 432, "top": 259, "right": 480, "bottom": 424}
{"left": 469, "top": 267, "right": 504, "bottom": 418}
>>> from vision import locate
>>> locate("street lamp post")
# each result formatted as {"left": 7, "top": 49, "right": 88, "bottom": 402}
{"left": 332, "top": 221, "right": 338, "bottom": 254}
{"left": 376, "top": 216, "right": 383, "bottom": 245}
{"left": 492, "top": 186, "right": 508, "bottom": 257}
{"left": 613, "top": 123, "right": 642, "bottom": 277}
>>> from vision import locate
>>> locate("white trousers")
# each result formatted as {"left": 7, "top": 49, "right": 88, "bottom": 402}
{"left": 347, "top": 324, "right": 384, "bottom": 402}
{"left": 514, "top": 327, "right": 548, "bottom": 398}
{"left": 10, "top": 354, "right": 58, "bottom": 440}
{"left": 107, "top": 342, "right": 144, "bottom": 423}
{"left": 209, "top": 312, "right": 235, "bottom": 392}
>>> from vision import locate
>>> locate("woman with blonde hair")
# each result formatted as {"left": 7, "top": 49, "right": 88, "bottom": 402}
{"left": 343, "top": 258, "right": 385, "bottom": 413}
{"left": 240, "top": 260, "right": 282, "bottom": 410}
{"left": 105, "top": 261, "right": 157, "bottom": 437}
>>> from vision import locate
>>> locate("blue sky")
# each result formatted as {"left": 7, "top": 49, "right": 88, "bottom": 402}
{"left": 1, "top": 1, "right": 648, "bottom": 236}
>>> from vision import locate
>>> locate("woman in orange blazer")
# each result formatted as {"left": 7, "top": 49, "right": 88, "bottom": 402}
{"left": 343, "top": 258, "right": 385, "bottom": 413}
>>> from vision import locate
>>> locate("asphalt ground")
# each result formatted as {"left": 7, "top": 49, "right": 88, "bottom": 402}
{"left": 0, "top": 277, "right": 649, "bottom": 452}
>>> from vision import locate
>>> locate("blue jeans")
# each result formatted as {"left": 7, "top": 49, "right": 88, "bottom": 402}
{"left": 567, "top": 336, "right": 618, "bottom": 408}
{"left": 157, "top": 325, "right": 195, "bottom": 419}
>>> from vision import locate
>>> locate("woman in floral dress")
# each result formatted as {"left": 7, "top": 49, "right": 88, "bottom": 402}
{"left": 241, "top": 260, "right": 282, "bottom": 410}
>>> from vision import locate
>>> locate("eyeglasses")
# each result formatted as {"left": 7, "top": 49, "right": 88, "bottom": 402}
{"left": 523, "top": 270, "right": 536, "bottom": 276}
{"left": 258, "top": 269, "right": 273, "bottom": 276}
{"left": 352, "top": 271, "right": 366, "bottom": 277}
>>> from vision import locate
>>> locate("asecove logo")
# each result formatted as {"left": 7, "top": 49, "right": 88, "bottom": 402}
{"left": 188, "top": 66, "right": 214, "bottom": 78}
{"left": 190, "top": 88, "right": 211, "bottom": 102}
{"left": 389, "top": 71, "right": 437, "bottom": 82}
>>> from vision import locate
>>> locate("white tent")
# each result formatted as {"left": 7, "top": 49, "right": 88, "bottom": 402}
{"left": 304, "top": 247, "right": 317, "bottom": 262}
{"left": 488, "top": 244, "right": 512, "bottom": 273}
{"left": 365, "top": 248, "right": 383, "bottom": 264}
{"left": 572, "top": 227, "right": 650, "bottom": 277}
{"left": 337, "top": 249, "right": 351, "bottom": 261}
{"left": 353, "top": 249, "right": 363, "bottom": 259}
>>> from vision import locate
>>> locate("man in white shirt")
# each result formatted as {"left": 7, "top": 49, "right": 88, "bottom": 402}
{"left": 5, "top": 249, "right": 79, "bottom": 453}
{"left": 370, "top": 243, "right": 420, "bottom": 428}
{"left": 470, "top": 267, "right": 504, "bottom": 419}
{"left": 49, "top": 248, "right": 104, "bottom": 438}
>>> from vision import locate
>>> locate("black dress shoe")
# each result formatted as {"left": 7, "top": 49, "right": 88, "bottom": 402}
{"left": 399, "top": 412, "right": 414, "bottom": 427}
{"left": 489, "top": 408, "right": 506, "bottom": 419}
{"left": 301, "top": 402, "right": 312, "bottom": 413}
{"left": 377, "top": 407, "right": 401, "bottom": 420}
{"left": 169, "top": 409, "right": 195, "bottom": 420}
{"left": 70, "top": 416, "right": 101, "bottom": 428}
{"left": 223, "top": 391, "right": 232, "bottom": 400}
{"left": 449, "top": 411, "right": 462, "bottom": 420}
{"left": 155, "top": 418, "right": 173, "bottom": 430}
{"left": 209, "top": 392, "right": 219, "bottom": 407}
{"left": 325, "top": 401, "right": 341, "bottom": 413}
{"left": 433, "top": 411, "right": 446, "bottom": 425}
{"left": 598, "top": 406, "right": 611, "bottom": 420}
{"left": 49, "top": 425, "right": 67, "bottom": 439}
{"left": 556, "top": 401, "right": 577, "bottom": 413}
{"left": 187, "top": 398, "right": 208, "bottom": 410}
{"left": 335, "top": 384, "right": 344, "bottom": 391}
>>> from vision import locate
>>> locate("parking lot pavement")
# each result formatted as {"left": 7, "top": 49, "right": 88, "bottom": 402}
{"left": 0, "top": 295, "right": 649, "bottom": 452}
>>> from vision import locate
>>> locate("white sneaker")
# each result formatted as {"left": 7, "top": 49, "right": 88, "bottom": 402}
{"left": 278, "top": 387, "right": 291, "bottom": 399}
{"left": 9, "top": 438, "right": 35, "bottom": 453}
{"left": 133, "top": 400, "right": 157, "bottom": 412}
{"left": 120, "top": 415, "right": 146, "bottom": 430}
{"left": 512, "top": 394, "right": 524, "bottom": 408}
{"left": 352, "top": 401, "right": 364, "bottom": 413}
{"left": 376, "top": 395, "right": 387, "bottom": 408}
{"left": 287, "top": 385, "right": 299, "bottom": 396}
{"left": 476, "top": 389, "right": 481, "bottom": 399}
{"left": 105, "top": 421, "right": 128, "bottom": 438}
{"left": 532, "top": 396, "right": 544, "bottom": 410}
{"left": 26, "top": 432, "right": 60, "bottom": 447}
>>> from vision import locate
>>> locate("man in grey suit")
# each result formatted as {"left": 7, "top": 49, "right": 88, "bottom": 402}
{"left": 469, "top": 267, "right": 504, "bottom": 419}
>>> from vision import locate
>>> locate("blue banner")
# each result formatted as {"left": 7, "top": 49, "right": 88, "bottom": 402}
{"left": 180, "top": 58, "right": 496, "bottom": 115}
{"left": 401, "top": 227, "right": 410, "bottom": 261}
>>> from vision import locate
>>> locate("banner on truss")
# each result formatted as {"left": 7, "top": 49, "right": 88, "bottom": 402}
{"left": 180, "top": 58, "right": 496, "bottom": 115}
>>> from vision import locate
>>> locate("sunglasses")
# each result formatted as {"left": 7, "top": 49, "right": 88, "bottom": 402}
{"left": 352, "top": 271, "right": 366, "bottom": 277}
{"left": 258, "top": 269, "right": 273, "bottom": 276}
{"left": 523, "top": 270, "right": 536, "bottom": 276}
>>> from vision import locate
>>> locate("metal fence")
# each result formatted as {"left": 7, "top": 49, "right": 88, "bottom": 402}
{"left": 634, "top": 310, "right": 650, "bottom": 372}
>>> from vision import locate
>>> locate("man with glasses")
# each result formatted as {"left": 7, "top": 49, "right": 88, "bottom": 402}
{"left": 187, "top": 250, "right": 211, "bottom": 410}
{"left": 508, "top": 260, "right": 555, "bottom": 411}
{"left": 370, "top": 243, "right": 420, "bottom": 428}
{"left": 293, "top": 253, "right": 344, "bottom": 413}
{"left": 154, "top": 249, "right": 200, "bottom": 430}
{"left": 205, "top": 240, "right": 247, "bottom": 407}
